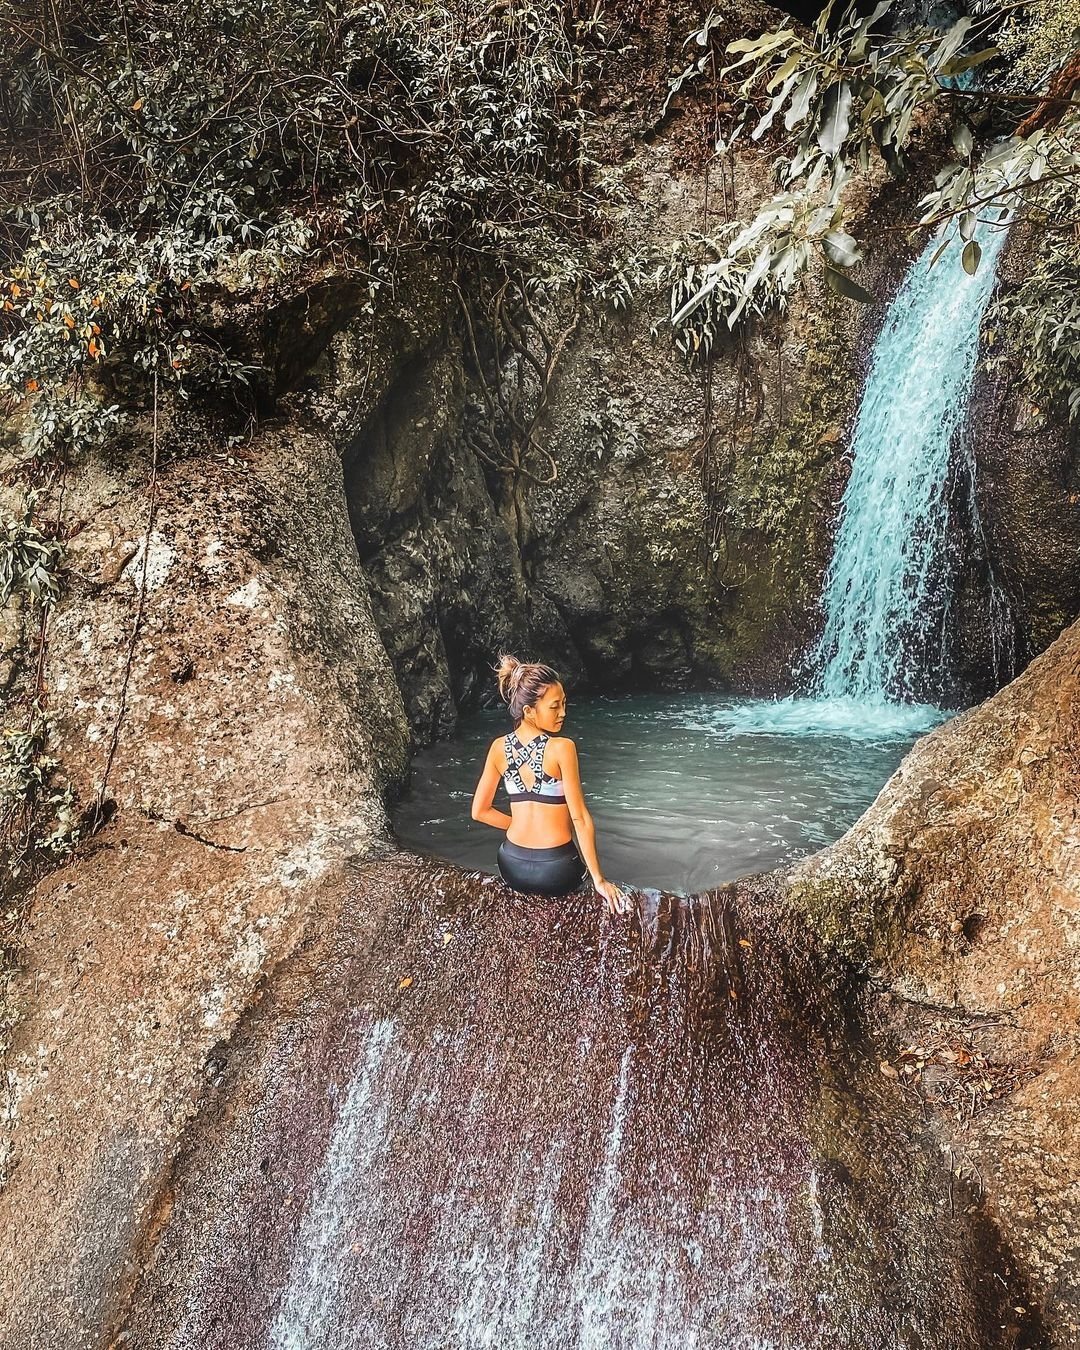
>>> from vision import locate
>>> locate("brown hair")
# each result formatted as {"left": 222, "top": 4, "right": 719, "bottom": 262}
{"left": 494, "top": 653, "right": 560, "bottom": 727}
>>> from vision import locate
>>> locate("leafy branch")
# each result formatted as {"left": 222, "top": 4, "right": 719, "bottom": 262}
{"left": 663, "top": 0, "right": 1080, "bottom": 416}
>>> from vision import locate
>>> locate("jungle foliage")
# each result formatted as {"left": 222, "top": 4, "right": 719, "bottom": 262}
{"left": 1, "top": 0, "right": 614, "bottom": 461}
{"left": 0, "top": 0, "right": 619, "bottom": 875}
{"left": 667, "top": 0, "right": 1080, "bottom": 420}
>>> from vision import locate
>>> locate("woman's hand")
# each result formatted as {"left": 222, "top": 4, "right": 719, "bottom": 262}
{"left": 593, "top": 877, "right": 630, "bottom": 916}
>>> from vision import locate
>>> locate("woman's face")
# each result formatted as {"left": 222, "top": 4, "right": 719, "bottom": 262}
{"left": 525, "top": 681, "right": 566, "bottom": 734}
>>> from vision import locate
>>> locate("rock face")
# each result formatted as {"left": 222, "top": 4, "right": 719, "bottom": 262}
{"left": 787, "top": 617, "right": 1080, "bottom": 1340}
{"left": 107, "top": 857, "right": 1039, "bottom": 1350}
{"left": 280, "top": 260, "right": 527, "bottom": 743}
{"left": 950, "top": 227, "right": 1080, "bottom": 703}
{"left": 0, "top": 414, "right": 409, "bottom": 1347}
{"left": 273, "top": 149, "right": 884, "bottom": 737}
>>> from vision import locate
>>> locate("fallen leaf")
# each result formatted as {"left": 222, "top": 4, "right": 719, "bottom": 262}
{"left": 738, "top": 938, "right": 752, "bottom": 949}
{"left": 442, "top": 933, "right": 452, "bottom": 945}
{"left": 398, "top": 976, "right": 413, "bottom": 990}
{"left": 879, "top": 1061, "right": 899, "bottom": 1079}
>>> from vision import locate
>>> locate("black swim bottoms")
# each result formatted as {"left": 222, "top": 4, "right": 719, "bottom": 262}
{"left": 496, "top": 838, "right": 588, "bottom": 897}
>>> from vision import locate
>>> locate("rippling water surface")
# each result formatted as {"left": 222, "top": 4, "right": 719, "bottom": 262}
{"left": 393, "top": 693, "right": 950, "bottom": 892}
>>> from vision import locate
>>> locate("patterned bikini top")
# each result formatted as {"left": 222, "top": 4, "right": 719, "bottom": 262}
{"left": 502, "top": 731, "right": 567, "bottom": 806}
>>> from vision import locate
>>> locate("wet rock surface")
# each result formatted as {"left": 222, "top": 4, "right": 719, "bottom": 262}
{"left": 115, "top": 856, "right": 1039, "bottom": 1350}
{"left": 0, "top": 412, "right": 407, "bottom": 1348}
{"left": 950, "top": 227, "right": 1080, "bottom": 701}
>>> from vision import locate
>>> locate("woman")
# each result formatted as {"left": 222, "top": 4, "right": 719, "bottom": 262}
{"left": 470, "top": 654, "right": 629, "bottom": 915}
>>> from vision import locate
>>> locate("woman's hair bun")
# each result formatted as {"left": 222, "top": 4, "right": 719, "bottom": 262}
{"left": 493, "top": 653, "right": 561, "bottom": 726}
{"left": 495, "top": 653, "right": 521, "bottom": 704}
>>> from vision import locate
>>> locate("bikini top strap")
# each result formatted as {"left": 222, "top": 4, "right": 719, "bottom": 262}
{"left": 504, "top": 730, "right": 549, "bottom": 790}
{"left": 535, "top": 732, "right": 552, "bottom": 782}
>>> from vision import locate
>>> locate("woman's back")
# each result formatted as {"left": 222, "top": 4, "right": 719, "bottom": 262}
{"left": 497, "top": 729, "right": 574, "bottom": 848}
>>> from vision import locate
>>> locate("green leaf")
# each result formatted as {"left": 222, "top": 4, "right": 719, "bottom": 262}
{"left": 824, "top": 265, "right": 874, "bottom": 303}
{"left": 725, "top": 29, "right": 796, "bottom": 56}
{"left": 817, "top": 82, "right": 853, "bottom": 158}
{"left": 822, "top": 230, "right": 864, "bottom": 267}
{"left": 951, "top": 122, "right": 973, "bottom": 159}
{"left": 767, "top": 49, "right": 804, "bottom": 93}
{"left": 932, "top": 17, "right": 974, "bottom": 70}
{"left": 814, "top": 0, "right": 837, "bottom": 37}
{"left": 939, "top": 47, "right": 999, "bottom": 77}
{"left": 785, "top": 70, "right": 818, "bottom": 131}
{"left": 752, "top": 73, "right": 799, "bottom": 141}
{"left": 721, "top": 29, "right": 797, "bottom": 75}
{"left": 962, "top": 240, "right": 982, "bottom": 275}
{"left": 927, "top": 237, "right": 952, "bottom": 270}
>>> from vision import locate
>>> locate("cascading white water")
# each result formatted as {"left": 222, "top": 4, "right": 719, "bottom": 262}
{"left": 808, "top": 215, "right": 1011, "bottom": 707}
{"left": 142, "top": 859, "right": 1030, "bottom": 1349}
{"left": 717, "top": 214, "right": 1010, "bottom": 741}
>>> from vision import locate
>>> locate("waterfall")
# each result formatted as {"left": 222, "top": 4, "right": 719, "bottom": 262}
{"left": 710, "top": 215, "right": 1010, "bottom": 743}
{"left": 809, "top": 216, "right": 1011, "bottom": 707}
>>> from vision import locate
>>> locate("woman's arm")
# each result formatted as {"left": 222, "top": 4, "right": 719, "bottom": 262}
{"left": 557, "top": 738, "right": 628, "bottom": 915}
{"left": 471, "top": 741, "right": 512, "bottom": 830}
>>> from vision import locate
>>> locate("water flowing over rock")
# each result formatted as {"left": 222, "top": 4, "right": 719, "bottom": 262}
{"left": 811, "top": 218, "right": 1013, "bottom": 708}
{"left": 117, "top": 858, "right": 1037, "bottom": 1350}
